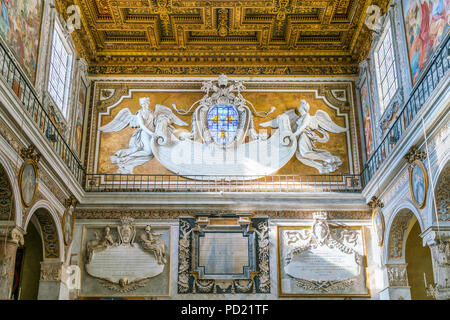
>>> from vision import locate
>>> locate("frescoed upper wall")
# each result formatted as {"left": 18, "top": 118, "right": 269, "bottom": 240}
{"left": 86, "top": 80, "right": 360, "bottom": 178}
{"left": 0, "top": 0, "right": 43, "bottom": 84}
{"left": 401, "top": 0, "right": 449, "bottom": 85}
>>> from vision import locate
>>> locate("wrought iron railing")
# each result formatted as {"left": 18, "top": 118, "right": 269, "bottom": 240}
{"left": 0, "top": 40, "right": 85, "bottom": 183}
{"left": 85, "top": 173, "right": 362, "bottom": 193}
{"left": 361, "top": 34, "right": 449, "bottom": 186}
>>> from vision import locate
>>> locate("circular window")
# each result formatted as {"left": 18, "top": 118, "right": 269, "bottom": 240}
{"left": 207, "top": 105, "right": 239, "bottom": 145}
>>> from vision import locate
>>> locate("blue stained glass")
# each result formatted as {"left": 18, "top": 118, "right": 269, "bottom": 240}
{"left": 207, "top": 105, "right": 239, "bottom": 145}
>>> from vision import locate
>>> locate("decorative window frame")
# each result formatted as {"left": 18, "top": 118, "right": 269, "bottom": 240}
{"left": 367, "top": 3, "right": 405, "bottom": 143}
{"left": 46, "top": 15, "right": 75, "bottom": 118}
{"left": 68, "top": 58, "right": 91, "bottom": 162}
{"left": 38, "top": 6, "right": 78, "bottom": 139}
{"left": 356, "top": 63, "right": 377, "bottom": 163}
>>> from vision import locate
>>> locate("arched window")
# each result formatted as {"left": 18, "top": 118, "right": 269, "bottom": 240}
{"left": 374, "top": 20, "right": 399, "bottom": 114}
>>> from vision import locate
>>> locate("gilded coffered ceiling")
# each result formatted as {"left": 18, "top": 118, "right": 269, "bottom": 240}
{"left": 55, "top": 0, "right": 390, "bottom": 76}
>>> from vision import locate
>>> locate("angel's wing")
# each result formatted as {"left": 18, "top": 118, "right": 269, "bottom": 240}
{"left": 314, "top": 110, "right": 347, "bottom": 133}
{"left": 260, "top": 109, "right": 298, "bottom": 129}
{"left": 155, "top": 104, "right": 188, "bottom": 126}
{"left": 99, "top": 108, "right": 139, "bottom": 132}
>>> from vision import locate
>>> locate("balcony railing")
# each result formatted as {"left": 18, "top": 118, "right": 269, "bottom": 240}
{"left": 361, "top": 34, "right": 449, "bottom": 186}
{"left": 0, "top": 32, "right": 447, "bottom": 194}
{"left": 0, "top": 40, "right": 85, "bottom": 183}
{"left": 85, "top": 173, "right": 362, "bottom": 193}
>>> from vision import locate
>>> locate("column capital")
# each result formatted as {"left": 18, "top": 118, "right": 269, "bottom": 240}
{"left": 0, "top": 227, "right": 25, "bottom": 246}
{"left": 385, "top": 263, "right": 409, "bottom": 287}
{"left": 40, "top": 260, "right": 64, "bottom": 282}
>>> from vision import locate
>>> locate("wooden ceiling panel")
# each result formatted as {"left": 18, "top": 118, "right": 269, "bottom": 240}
{"left": 55, "top": 0, "right": 390, "bottom": 76}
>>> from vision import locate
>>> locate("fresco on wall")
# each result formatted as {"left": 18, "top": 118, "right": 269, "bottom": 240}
{"left": 74, "top": 80, "right": 87, "bottom": 156}
{"left": 402, "top": 0, "right": 449, "bottom": 84}
{"left": 360, "top": 78, "right": 374, "bottom": 159}
{"left": 96, "top": 91, "right": 351, "bottom": 176}
{"left": 0, "top": 0, "right": 43, "bottom": 83}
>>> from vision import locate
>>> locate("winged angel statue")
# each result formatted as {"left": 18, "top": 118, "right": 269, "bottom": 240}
{"left": 261, "top": 100, "right": 347, "bottom": 174}
{"left": 99, "top": 97, "right": 187, "bottom": 174}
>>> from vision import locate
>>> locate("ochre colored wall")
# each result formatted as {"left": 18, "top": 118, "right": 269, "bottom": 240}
{"left": 405, "top": 221, "right": 434, "bottom": 300}
{"left": 19, "top": 222, "right": 43, "bottom": 300}
{"left": 97, "top": 91, "right": 350, "bottom": 175}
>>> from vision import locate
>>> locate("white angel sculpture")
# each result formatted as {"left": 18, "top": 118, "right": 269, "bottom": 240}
{"left": 99, "top": 97, "right": 187, "bottom": 174}
{"left": 261, "top": 100, "right": 347, "bottom": 174}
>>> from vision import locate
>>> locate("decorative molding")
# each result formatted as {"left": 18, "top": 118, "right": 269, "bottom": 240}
{"left": 435, "top": 162, "right": 450, "bottom": 222}
{"left": 75, "top": 209, "right": 372, "bottom": 220}
{"left": 20, "top": 146, "right": 41, "bottom": 163}
{"left": 386, "top": 264, "right": 408, "bottom": 287}
{"left": 404, "top": 146, "right": 427, "bottom": 164}
{"left": 388, "top": 212, "right": 413, "bottom": 259}
{"left": 0, "top": 164, "right": 14, "bottom": 221}
{"left": 367, "top": 196, "right": 384, "bottom": 209}
{"left": 40, "top": 261, "right": 63, "bottom": 281}
{"left": 34, "top": 209, "right": 60, "bottom": 259}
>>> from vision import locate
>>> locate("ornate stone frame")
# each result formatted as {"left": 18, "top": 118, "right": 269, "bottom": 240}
{"left": 277, "top": 222, "right": 370, "bottom": 298}
{"left": 372, "top": 207, "right": 385, "bottom": 247}
{"left": 177, "top": 214, "right": 270, "bottom": 294}
{"left": 18, "top": 159, "right": 39, "bottom": 208}
{"left": 79, "top": 222, "right": 171, "bottom": 298}
{"left": 408, "top": 159, "right": 429, "bottom": 210}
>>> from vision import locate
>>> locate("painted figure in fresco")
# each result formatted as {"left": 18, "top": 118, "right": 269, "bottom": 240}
{"left": 140, "top": 226, "right": 166, "bottom": 265}
{"left": 412, "top": 165, "right": 425, "bottom": 204}
{"left": 404, "top": 0, "right": 449, "bottom": 83}
{"left": 64, "top": 207, "right": 73, "bottom": 245}
{"left": 0, "top": 0, "right": 11, "bottom": 32}
{"left": 0, "top": 0, "right": 42, "bottom": 81}
{"left": 261, "top": 100, "right": 347, "bottom": 174}
{"left": 361, "top": 82, "right": 373, "bottom": 158}
{"left": 74, "top": 83, "right": 86, "bottom": 154}
{"left": 99, "top": 97, "right": 187, "bottom": 174}
{"left": 21, "top": 165, "right": 35, "bottom": 204}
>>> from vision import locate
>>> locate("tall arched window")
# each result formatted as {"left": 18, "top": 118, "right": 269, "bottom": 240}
{"left": 374, "top": 20, "right": 399, "bottom": 114}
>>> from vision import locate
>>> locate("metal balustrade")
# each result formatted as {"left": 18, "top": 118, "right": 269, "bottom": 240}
{"left": 85, "top": 173, "right": 362, "bottom": 193}
{"left": 0, "top": 40, "right": 85, "bottom": 183}
{"left": 360, "top": 34, "right": 449, "bottom": 187}
{"left": 0, "top": 34, "right": 448, "bottom": 194}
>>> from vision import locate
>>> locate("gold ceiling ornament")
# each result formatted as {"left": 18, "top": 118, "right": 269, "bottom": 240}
{"left": 54, "top": 0, "right": 390, "bottom": 76}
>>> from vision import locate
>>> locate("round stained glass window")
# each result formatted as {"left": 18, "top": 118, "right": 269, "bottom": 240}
{"left": 207, "top": 105, "right": 239, "bottom": 145}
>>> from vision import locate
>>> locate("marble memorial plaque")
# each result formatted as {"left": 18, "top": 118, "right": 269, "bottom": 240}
{"left": 277, "top": 217, "right": 369, "bottom": 297}
{"left": 80, "top": 220, "right": 170, "bottom": 297}
{"left": 199, "top": 232, "right": 249, "bottom": 275}
{"left": 85, "top": 245, "right": 164, "bottom": 283}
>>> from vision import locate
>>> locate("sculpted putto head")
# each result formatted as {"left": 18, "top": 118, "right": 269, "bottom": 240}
{"left": 218, "top": 74, "right": 228, "bottom": 87}
{"left": 139, "top": 97, "right": 150, "bottom": 109}
{"left": 298, "top": 99, "right": 310, "bottom": 116}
